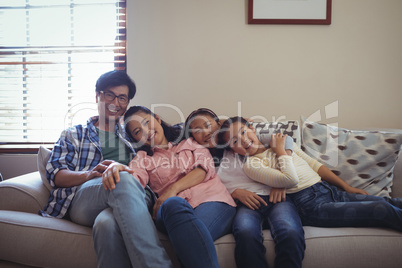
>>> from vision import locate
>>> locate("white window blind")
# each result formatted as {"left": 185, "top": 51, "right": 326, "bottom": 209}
{"left": 0, "top": 0, "right": 126, "bottom": 144}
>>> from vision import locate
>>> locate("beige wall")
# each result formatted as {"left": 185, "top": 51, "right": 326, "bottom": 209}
{"left": 126, "top": 0, "right": 402, "bottom": 129}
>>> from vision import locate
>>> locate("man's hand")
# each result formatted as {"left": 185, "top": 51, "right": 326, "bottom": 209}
{"left": 86, "top": 160, "right": 115, "bottom": 181}
{"left": 269, "top": 188, "right": 286, "bottom": 203}
{"left": 55, "top": 159, "right": 116, "bottom": 188}
{"left": 232, "top": 189, "right": 267, "bottom": 210}
{"left": 102, "top": 162, "right": 134, "bottom": 190}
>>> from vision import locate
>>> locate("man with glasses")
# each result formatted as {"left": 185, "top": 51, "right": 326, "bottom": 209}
{"left": 42, "top": 71, "right": 172, "bottom": 268}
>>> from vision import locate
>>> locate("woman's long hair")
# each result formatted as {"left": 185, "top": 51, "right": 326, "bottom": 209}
{"left": 124, "top": 106, "right": 183, "bottom": 156}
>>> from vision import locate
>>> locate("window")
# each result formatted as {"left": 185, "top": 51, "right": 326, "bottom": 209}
{"left": 0, "top": 0, "right": 126, "bottom": 149}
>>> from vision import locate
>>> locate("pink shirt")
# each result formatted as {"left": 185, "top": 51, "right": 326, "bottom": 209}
{"left": 129, "top": 138, "right": 236, "bottom": 208}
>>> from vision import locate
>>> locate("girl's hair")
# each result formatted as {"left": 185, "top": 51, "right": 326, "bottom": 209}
{"left": 124, "top": 106, "right": 183, "bottom": 156}
{"left": 217, "top": 116, "right": 250, "bottom": 150}
{"left": 184, "top": 108, "right": 219, "bottom": 139}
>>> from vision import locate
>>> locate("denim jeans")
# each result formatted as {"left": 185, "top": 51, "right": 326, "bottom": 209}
{"left": 69, "top": 172, "right": 172, "bottom": 268}
{"left": 289, "top": 181, "right": 402, "bottom": 232}
{"left": 233, "top": 196, "right": 305, "bottom": 268}
{"left": 155, "top": 197, "right": 236, "bottom": 268}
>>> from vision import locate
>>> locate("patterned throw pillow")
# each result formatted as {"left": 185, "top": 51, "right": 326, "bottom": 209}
{"left": 301, "top": 118, "right": 402, "bottom": 197}
{"left": 252, "top": 120, "right": 301, "bottom": 146}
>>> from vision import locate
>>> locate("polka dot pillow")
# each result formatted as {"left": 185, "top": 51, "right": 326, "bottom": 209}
{"left": 301, "top": 118, "right": 402, "bottom": 197}
{"left": 252, "top": 120, "right": 301, "bottom": 147}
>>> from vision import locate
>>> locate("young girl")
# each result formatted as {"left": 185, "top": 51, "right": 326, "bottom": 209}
{"left": 185, "top": 108, "right": 305, "bottom": 268}
{"left": 102, "top": 106, "right": 236, "bottom": 268}
{"left": 219, "top": 116, "right": 402, "bottom": 233}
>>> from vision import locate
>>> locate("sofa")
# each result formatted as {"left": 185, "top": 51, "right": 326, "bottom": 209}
{"left": 1, "top": 119, "right": 402, "bottom": 268}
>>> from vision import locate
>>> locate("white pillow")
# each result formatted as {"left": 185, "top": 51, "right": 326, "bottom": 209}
{"left": 37, "top": 146, "right": 53, "bottom": 191}
{"left": 301, "top": 118, "right": 402, "bottom": 197}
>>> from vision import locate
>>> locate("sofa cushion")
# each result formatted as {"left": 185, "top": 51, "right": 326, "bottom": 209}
{"left": 252, "top": 120, "right": 301, "bottom": 146}
{"left": 0, "top": 172, "right": 49, "bottom": 213}
{"left": 0, "top": 210, "right": 96, "bottom": 268}
{"left": 301, "top": 118, "right": 402, "bottom": 197}
{"left": 37, "top": 146, "right": 53, "bottom": 191}
{"left": 302, "top": 226, "right": 402, "bottom": 268}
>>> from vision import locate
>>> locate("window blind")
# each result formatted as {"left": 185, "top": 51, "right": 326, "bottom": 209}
{"left": 0, "top": 0, "right": 126, "bottom": 144}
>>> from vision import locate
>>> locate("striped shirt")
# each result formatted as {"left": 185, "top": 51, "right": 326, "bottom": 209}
{"left": 244, "top": 143, "right": 323, "bottom": 193}
{"left": 42, "top": 116, "right": 136, "bottom": 218}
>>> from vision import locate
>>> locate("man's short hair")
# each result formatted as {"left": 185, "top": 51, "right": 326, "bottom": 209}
{"left": 95, "top": 70, "right": 136, "bottom": 100}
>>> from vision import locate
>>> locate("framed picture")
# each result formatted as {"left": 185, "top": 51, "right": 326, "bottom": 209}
{"left": 248, "top": 0, "right": 332, "bottom": 25}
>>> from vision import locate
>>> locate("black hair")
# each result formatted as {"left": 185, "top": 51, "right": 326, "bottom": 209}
{"left": 95, "top": 70, "right": 136, "bottom": 100}
{"left": 217, "top": 116, "right": 250, "bottom": 150}
{"left": 124, "top": 106, "right": 183, "bottom": 156}
{"left": 184, "top": 108, "right": 219, "bottom": 139}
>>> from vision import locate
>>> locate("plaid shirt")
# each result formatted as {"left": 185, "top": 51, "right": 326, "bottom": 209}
{"left": 42, "top": 116, "right": 136, "bottom": 218}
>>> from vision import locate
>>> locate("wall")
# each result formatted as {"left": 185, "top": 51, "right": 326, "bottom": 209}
{"left": 0, "top": 155, "right": 37, "bottom": 180}
{"left": 3, "top": 0, "right": 402, "bottom": 180}
{"left": 126, "top": 0, "right": 402, "bottom": 129}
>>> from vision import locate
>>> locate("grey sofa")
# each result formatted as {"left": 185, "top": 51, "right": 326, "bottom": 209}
{"left": 1, "top": 124, "right": 402, "bottom": 268}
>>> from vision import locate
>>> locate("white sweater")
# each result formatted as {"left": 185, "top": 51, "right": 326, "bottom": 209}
{"left": 243, "top": 143, "right": 323, "bottom": 194}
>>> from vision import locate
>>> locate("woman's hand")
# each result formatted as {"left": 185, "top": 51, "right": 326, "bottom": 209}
{"left": 269, "top": 188, "right": 286, "bottom": 203}
{"left": 232, "top": 189, "right": 267, "bottom": 210}
{"left": 152, "top": 187, "right": 178, "bottom": 219}
{"left": 270, "top": 133, "right": 288, "bottom": 156}
{"left": 102, "top": 162, "right": 133, "bottom": 191}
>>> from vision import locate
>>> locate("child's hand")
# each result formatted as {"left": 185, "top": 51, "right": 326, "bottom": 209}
{"left": 232, "top": 189, "right": 267, "bottom": 210}
{"left": 270, "top": 133, "right": 288, "bottom": 156}
{"left": 344, "top": 185, "right": 369, "bottom": 195}
{"left": 102, "top": 162, "right": 133, "bottom": 190}
{"left": 152, "top": 188, "right": 178, "bottom": 219}
{"left": 269, "top": 188, "right": 286, "bottom": 203}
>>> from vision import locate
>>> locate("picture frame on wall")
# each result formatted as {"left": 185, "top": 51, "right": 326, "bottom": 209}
{"left": 248, "top": 0, "right": 332, "bottom": 25}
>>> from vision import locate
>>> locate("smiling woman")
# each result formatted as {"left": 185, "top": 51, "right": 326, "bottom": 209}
{"left": 0, "top": 0, "right": 127, "bottom": 150}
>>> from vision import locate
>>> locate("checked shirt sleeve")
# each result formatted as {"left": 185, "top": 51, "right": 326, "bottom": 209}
{"left": 46, "top": 129, "right": 79, "bottom": 187}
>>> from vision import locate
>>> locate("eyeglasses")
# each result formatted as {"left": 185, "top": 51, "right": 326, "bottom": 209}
{"left": 100, "top": 91, "right": 129, "bottom": 105}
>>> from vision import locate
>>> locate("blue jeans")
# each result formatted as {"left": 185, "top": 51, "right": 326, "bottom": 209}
{"left": 289, "top": 181, "right": 402, "bottom": 231}
{"left": 155, "top": 197, "right": 236, "bottom": 268}
{"left": 233, "top": 196, "right": 305, "bottom": 268}
{"left": 68, "top": 172, "right": 172, "bottom": 268}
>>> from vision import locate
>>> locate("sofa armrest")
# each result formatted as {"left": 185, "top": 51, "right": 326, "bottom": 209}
{"left": 0, "top": 172, "right": 49, "bottom": 214}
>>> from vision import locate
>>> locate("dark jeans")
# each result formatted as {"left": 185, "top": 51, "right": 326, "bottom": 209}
{"left": 289, "top": 181, "right": 402, "bottom": 232}
{"left": 155, "top": 197, "right": 236, "bottom": 268}
{"left": 232, "top": 196, "right": 305, "bottom": 268}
